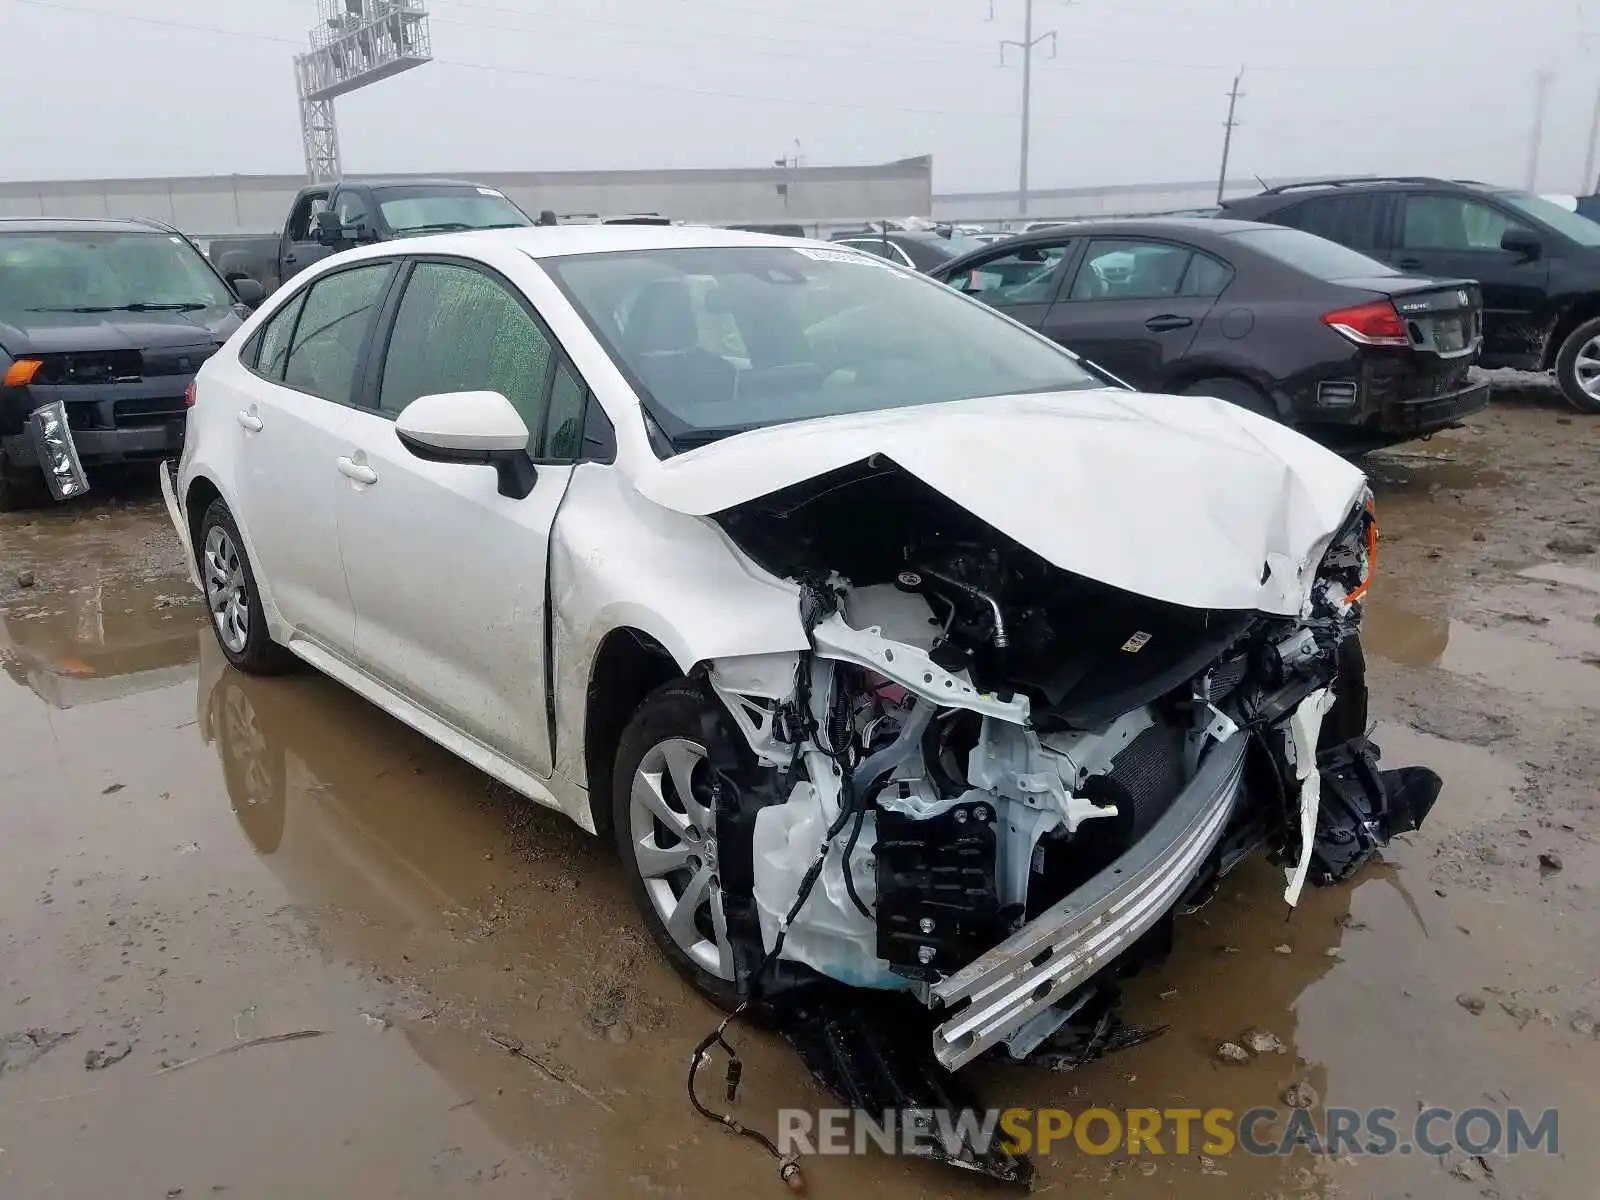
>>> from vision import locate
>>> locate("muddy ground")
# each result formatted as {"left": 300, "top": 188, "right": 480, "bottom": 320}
{"left": 1, "top": 391, "right": 1596, "bottom": 1199}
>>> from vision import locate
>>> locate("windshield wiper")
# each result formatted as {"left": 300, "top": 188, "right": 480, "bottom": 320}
{"left": 27, "top": 302, "right": 211, "bottom": 313}
{"left": 669, "top": 424, "right": 761, "bottom": 451}
{"left": 394, "top": 222, "right": 473, "bottom": 234}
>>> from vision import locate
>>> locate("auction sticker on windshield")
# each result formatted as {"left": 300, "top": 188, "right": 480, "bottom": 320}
{"left": 792, "top": 246, "right": 899, "bottom": 268}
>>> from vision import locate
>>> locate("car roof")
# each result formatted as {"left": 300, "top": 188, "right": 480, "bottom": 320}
{"left": 977, "top": 217, "right": 1263, "bottom": 245}
{"left": 1226, "top": 178, "right": 1510, "bottom": 205}
{"left": 330, "top": 222, "right": 828, "bottom": 262}
{"left": 0, "top": 216, "right": 181, "bottom": 234}
{"left": 329, "top": 177, "right": 501, "bottom": 192}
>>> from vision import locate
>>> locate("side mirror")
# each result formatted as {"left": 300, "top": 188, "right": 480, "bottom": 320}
{"left": 230, "top": 277, "right": 266, "bottom": 308}
{"left": 313, "top": 210, "right": 347, "bottom": 246}
{"left": 395, "top": 391, "right": 536, "bottom": 499}
{"left": 1501, "top": 228, "right": 1543, "bottom": 260}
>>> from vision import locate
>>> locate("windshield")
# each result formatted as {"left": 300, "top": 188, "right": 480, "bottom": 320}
{"left": 377, "top": 187, "right": 532, "bottom": 234}
{"left": 0, "top": 230, "right": 235, "bottom": 313}
{"left": 543, "top": 244, "right": 1102, "bottom": 446}
{"left": 1226, "top": 226, "right": 1398, "bottom": 280}
{"left": 1494, "top": 190, "right": 1600, "bottom": 246}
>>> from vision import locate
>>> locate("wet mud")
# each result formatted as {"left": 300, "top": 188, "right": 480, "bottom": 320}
{"left": 2, "top": 396, "right": 1597, "bottom": 1198}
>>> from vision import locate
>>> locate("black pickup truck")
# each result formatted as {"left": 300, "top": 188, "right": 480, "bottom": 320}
{"left": 212, "top": 178, "right": 533, "bottom": 293}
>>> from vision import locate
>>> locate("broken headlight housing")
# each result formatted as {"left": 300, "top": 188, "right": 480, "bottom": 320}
{"left": 27, "top": 400, "right": 89, "bottom": 501}
{"left": 1315, "top": 487, "right": 1376, "bottom": 620}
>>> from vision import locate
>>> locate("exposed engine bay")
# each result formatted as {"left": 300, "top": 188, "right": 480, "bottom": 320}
{"left": 683, "top": 458, "right": 1441, "bottom": 1186}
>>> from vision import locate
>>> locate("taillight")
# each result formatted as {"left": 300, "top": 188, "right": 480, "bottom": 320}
{"left": 184, "top": 380, "right": 196, "bottom": 408}
{"left": 2, "top": 358, "right": 42, "bottom": 387}
{"left": 1322, "top": 300, "right": 1408, "bottom": 347}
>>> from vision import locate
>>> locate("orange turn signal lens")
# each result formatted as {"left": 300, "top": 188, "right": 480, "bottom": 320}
{"left": 2, "top": 358, "right": 42, "bottom": 387}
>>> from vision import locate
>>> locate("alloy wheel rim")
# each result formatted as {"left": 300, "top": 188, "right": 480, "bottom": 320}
{"left": 627, "top": 736, "right": 734, "bottom": 980}
{"left": 203, "top": 525, "right": 250, "bottom": 654}
{"left": 1574, "top": 337, "right": 1600, "bottom": 399}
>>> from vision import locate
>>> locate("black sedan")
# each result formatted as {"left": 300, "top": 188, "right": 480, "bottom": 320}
{"left": 927, "top": 218, "right": 1490, "bottom": 451}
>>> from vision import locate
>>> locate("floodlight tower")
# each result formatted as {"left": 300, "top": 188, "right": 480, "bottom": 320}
{"left": 294, "top": 0, "right": 434, "bottom": 182}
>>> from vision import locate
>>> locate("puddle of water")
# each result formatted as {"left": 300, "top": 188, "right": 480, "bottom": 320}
{"left": 1371, "top": 721, "right": 1523, "bottom": 832}
{"left": 1363, "top": 598, "right": 1600, "bottom": 709}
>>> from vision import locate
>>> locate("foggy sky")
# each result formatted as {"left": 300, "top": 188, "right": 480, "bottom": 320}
{"left": 3, "top": 0, "right": 1598, "bottom": 195}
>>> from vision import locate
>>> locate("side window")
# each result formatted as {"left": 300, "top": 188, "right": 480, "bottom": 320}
{"left": 1069, "top": 240, "right": 1193, "bottom": 300}
{"left": 287, "top": 192, "right": 330, "bottom": 242}
{"left": 334, "top": 190, "right": 370, "bottom": 229}
{"left": 247, "top": 287, "right": 309, "bottom": 380}
{"left": 957, "top": 242, "right": 1070, "bottom": 305}
{"left": 1402, "top": 196, "right": 1524, "bottom": 252}
{"left": 1280, "top": 194, "right": 1386, "bottom": 251}
{"left": 281, "top": 262, "right": 393, "bottom": 405}
{"left": 842, "top": 239, "right": 912, "bottom": 267}
{"left": 378, "top": 261, "right": 554, "bottom": 438}
{"left": 1179, "top": 252, "right": 1231, "bottom": 298}
{"left": 543, "top": 360, "right": 588, "bottom": 459}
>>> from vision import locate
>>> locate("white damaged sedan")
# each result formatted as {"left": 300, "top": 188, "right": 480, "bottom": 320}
{"left": 160, "top": 225, "right": 1438, "bottom": 1176}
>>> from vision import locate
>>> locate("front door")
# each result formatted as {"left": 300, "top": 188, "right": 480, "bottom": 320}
{"left": 1391, "top": 192, "right": 1551, "bottom": 362}
{"left": 336, "top": 257, "right": 586, "bottom": 777}
{"left": 1042, "top": 237, "right": 1224, "bottom": 387}
{"left": 279, "top": 189, "right": 334, "bottom": 285}
{"left": 232, "top": 259, "right": 397, "bottom": 655}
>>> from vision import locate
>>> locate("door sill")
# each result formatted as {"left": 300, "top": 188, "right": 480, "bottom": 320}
{"left": 285, "top": 635, "right": 580, "bottom": 827}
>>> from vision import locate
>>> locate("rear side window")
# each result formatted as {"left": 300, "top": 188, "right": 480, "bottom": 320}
{"left": 1069, "top": 239, "right": 1192, "bottom": 300}
{"left": 378, "top": 261, "right": 555, "bottom": 436}
{"left": 1277, "top": 193, "right": 1390, "bottom": 252}
{"left": 282, "top": 262, "right": 394, "bottom": 405}
{"left": 1179, "top": 253, "right": 1231, "bottom": 297}
{"left": 1227, "top": 226, "right": 1397, "bottom": 281}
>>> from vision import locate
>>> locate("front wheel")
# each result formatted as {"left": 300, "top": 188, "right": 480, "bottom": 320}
{"left": 1552, "top": 317, "right": 1600, "bottom": 413}
{"left": 611, "top": 680, "right": 742, "bottom": 1010}
{"left": 196, "top": 499, "right": 295, "bottom": 675}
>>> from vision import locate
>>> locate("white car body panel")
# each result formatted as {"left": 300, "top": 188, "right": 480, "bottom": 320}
{"left": 160, "top": 224, "right": 1405, "bottom": 1075}
{"left": 630, "top": 388, "right": 1367, "bottom": 617}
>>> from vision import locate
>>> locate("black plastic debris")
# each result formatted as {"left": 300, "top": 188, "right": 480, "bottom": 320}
{"left": 1312, "top": 738, "right": 1443, "bottom": 884}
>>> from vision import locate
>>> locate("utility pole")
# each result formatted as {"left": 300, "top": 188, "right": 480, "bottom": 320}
{"left": 1584, "top": 82, "right": 1600, "bottom": 195}
{"left": 994, "top": 0, "right": 1058, "bottom": 217}
{"left": 1527, "top": 69, "right": 1555, "bottom": 191}
{"left": 1216, "top": 69, "right": 1244, "bottom": 205}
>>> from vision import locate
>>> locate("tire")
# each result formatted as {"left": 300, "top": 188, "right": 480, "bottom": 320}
{"left": 611, "top": 679, "right": 742, "bottom": 1010}
{"left": 196, "top": 499, "right": 295, "bottom": 675}
{"left": 0, "top": 469, "right": 47, "bottom": 514}
{"left": 1552, "top": 316, "right": 1600, "bottom": 413}
{"left": 1180, "top": 376, "right": 1281, "bottom": 421}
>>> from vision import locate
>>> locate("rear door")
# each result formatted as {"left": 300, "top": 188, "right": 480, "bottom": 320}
{"left": 936, "top": 236, "right": 1075, "bottom": 330}
{"left": 232, "top": 259, "right": 397, "bottom": 654}
{"left": 1041, "top": 237, "right": 1227, "bottom": 386}
{"left": 1390, "top": 192, "right": 1550, "bottom": 360}
{"left": 334, "top": 255, "right": 583, "bottom": 777}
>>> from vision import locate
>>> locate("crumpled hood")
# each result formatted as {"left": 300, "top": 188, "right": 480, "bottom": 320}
{"left": 0, "top": 306, "right": 240, "bottom": 356}
{"left": 631, "top": 389, "right": 1368, "bottom": 615}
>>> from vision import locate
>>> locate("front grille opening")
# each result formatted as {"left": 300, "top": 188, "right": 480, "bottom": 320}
{"left": 32, "top": 351, "right": 142, "bottom": 385}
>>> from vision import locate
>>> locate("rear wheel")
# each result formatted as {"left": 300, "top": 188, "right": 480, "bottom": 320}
{"left": 611, "top": 680, "right": 742, "bottom": 1010}
{"left": 1552, "top": 316, "right": 1600, "bottom": 413}
{"left": 1180, "top": 376, "right": 1281, "bottom": 421}
{"left": 197, "top": 499, "right": 295, "bottom": 676}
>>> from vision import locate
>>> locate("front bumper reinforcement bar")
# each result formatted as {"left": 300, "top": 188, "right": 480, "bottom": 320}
{"left": 930, "top": 733, "right": 1248, "bottom": 1070}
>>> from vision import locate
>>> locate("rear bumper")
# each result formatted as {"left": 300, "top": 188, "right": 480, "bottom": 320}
{"left": 928, "top": 733, "right": 1248, "bottom": 1071}
{"left": 1379, "top": 379, "right": 1491, "bottom": 434}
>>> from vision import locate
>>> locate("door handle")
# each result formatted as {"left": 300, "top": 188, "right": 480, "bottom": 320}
{"left": 236, "top": 410, "right": 263, "bottom": 432}
{"left": 1144, "top": 314, "right": 1193, "bottom": 332}
{"left": 336, "top": 456, "right": 378, "bottom": 485}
